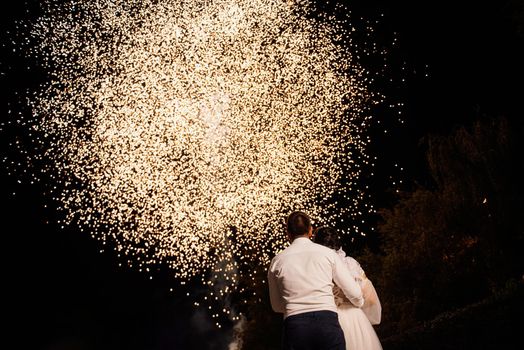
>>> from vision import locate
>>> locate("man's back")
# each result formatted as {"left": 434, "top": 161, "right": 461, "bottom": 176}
{"left": 268, "top": 237, "right": 363, "bottom": 318}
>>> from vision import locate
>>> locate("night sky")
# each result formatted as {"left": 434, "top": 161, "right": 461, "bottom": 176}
{"left": 2, "top": 1, "right": 523, "bottom": 349}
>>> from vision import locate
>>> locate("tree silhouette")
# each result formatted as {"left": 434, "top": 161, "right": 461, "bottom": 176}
{"left": 367, "top": 116, "right": 524, "bottom": 335}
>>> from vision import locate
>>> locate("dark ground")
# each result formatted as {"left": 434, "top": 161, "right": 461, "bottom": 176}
{"left": 381, "top": 280, "right": 524, "bottom": 350}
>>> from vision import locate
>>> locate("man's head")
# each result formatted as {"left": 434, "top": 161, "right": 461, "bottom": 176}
{"left": 286, "top": 211, "right": 312, "bottom": 241}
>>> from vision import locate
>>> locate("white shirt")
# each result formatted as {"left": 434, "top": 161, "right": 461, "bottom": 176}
{"left": 267, "top": 237, "right": 364, "bottom": 318}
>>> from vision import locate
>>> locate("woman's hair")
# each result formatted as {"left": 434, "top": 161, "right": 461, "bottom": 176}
{"left": 313, "top": 226, "right": 341, "bottom": 250}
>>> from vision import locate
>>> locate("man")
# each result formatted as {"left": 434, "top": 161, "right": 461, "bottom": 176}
{"left": 268, "top": 211, "right": 364, "bottom": 350}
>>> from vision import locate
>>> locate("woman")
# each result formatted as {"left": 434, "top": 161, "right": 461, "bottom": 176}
{"left": 314, "top": 226, "right": 383, "bottom": 350}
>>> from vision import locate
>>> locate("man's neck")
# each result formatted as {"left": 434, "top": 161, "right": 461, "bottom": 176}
{"left": 291, "top": 235, "right": 310, "bottom": 243}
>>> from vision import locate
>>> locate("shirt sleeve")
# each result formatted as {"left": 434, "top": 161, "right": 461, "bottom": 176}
{"left": 267, "top": 260, "right": 285, "bottom": 313}
{"left": 332, "top": 253, "right": 364, "bottom": 307}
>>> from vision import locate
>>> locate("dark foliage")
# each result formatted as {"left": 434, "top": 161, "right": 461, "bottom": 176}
{"left": 381, "top": 279, "right": 524, "bottom": 349}
{"left": 362, "top": 116, "right": 524, "bottom": 337}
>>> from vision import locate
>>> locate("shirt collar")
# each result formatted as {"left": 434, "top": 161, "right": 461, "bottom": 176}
{"left": 291, "top": 236, "right": 312, "bottom": 245}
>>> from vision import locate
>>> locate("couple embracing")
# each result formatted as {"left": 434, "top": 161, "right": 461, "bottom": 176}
{"left": 268, "top": 211, "right": 382, "bottom": 350}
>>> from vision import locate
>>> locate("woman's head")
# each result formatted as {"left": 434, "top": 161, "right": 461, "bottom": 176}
{"left": 313, "top": 226, "right": 341, "bottom": 250}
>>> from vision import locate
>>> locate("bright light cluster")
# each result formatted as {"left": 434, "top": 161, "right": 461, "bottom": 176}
{"left": 24, "top": 0, "right": 374, "bottom": 290}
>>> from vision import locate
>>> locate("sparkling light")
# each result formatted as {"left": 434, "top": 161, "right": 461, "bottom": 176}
{"left": 16, "top": 0, "right": 377, "bottom": 300}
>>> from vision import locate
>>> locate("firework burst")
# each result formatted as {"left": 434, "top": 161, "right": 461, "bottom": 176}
{"left": 9, "top": 0, "right": 378, "bottom": 311}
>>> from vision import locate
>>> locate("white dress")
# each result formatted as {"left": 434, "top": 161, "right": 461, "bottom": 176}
{"left": 334, "top": 248, "right": 383, "bottom": 350}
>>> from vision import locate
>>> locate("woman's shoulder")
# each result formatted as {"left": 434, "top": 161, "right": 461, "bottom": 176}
{"left": 346, "top": 256, "right": 361, "bottom": 267}
{"left": 344, "top": 255, "right": 366, "bottom": 277}
{"left": 335, "top": 248, "right": 360, "bottom": 267}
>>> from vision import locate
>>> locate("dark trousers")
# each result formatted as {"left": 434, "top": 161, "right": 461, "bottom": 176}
{"left": 282, "top": 311, "right": 345, "bottom": 350}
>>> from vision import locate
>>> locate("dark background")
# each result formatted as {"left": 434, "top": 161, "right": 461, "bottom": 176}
{"left": 2, "top": 0, "right": 523, "bottom": 349}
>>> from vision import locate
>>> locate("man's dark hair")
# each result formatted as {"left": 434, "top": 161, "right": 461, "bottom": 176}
{"left": 286, "top": 211, "right": 312, "bottom": 238}
{"left": 313, "top": 226, "right": 341, "bottom": 250}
